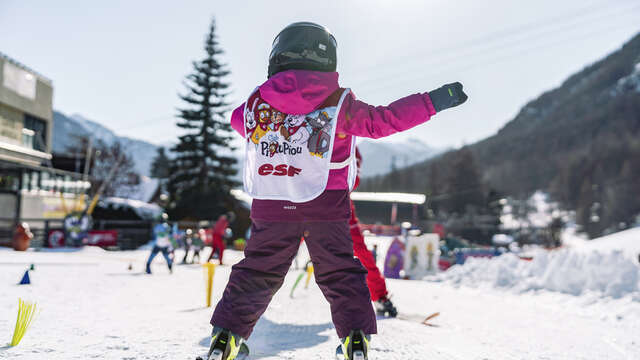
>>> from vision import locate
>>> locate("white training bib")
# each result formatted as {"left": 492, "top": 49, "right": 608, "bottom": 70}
{"left": 243, "top": 88, "right": 351, "bottom": 202}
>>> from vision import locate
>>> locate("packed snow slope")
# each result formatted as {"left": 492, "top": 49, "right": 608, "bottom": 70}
{"left": 1, "top": 246, "right": 640, "bottom": 359}
{"left": 571, "top": 227, "right": 640, "bottom": 260}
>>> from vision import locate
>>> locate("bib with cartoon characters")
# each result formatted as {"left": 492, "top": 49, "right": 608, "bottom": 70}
{"left": 243, "top": 88, "right": 353, "bottom": 202}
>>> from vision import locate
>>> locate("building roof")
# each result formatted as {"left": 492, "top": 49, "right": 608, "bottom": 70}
{"left": 0, "top": 51, "right": 53, "bottom": 85}
{"left": 350, "top": 192, "right": 426, "bottom": 205}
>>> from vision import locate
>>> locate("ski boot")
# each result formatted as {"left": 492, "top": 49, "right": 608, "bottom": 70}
{"left": 375, "top": 296, "right": 398, "bottom": 318}
{"left": 335, "top": 329, "right": 370, "bottom": 360}
{"left": 197, "top": 327, "right": 249, "bottom": 360}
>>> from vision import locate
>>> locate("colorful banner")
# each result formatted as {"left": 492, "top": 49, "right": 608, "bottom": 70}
{"left": 84, "top": 230, "right": 118, "bottom": 247}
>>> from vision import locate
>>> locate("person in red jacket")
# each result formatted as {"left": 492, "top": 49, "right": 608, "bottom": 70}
{"left": 350, "top": 148, "right": 398, "bottom": 317}
{"left": 208, "top": 215, "right": 228, "bottom": 264}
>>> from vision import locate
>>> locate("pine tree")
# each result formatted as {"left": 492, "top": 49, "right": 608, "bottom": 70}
{"left": 441, "top": 147, "right": 484, "bottom": 214}
{"left": 168, "top": 17, "right": 238, "bottom": 219}
{"left": 150, "top": 147, "right": 170, "bottom": 179}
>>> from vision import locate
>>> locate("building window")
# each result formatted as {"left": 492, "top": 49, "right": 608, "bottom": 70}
{"left": 21, "top": 128, "right": 35, "bottom": 149}
{"left": 23, "top": 114, "right": 47, "bottom": 152}
{"left": 0, "top": 173, "right": 19, "bottom": 191}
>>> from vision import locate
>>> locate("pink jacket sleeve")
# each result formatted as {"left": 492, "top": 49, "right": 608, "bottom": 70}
{"left": 336, "top": 91, "right": 437, "bottom": 139}
{"left": 230, "top": 103, "right": 245, "bottom": 136}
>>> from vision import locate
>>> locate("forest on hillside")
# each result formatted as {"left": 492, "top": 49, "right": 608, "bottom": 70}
{"left": 361, "top": 33, "right": 640, "bottom": 239}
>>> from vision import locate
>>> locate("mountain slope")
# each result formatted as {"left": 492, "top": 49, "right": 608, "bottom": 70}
{"left": 362, "top": 32, "right": 640, "bottom": 237}
{"left": 357, "top": 138, "right": 443, "bottom": 177}
{"left": 52, "top": 111, "right": 158, "bottom": 177}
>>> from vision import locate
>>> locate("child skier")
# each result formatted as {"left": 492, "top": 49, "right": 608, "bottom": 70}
{"left": 207, "top": 215, "right": 228, "bottom": 264}
{"left": 191, "top": 228, "right": 204, "bottom": 264}
{"left": 145, "top": 213, "right": 173, "bottom": 274}
{"left": 202, "top": 22, "right": 467, "bottom": 360}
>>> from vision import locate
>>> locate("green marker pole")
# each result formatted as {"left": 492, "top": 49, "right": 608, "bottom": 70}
{"left": 290, "top": 272, "right": 306, "bottom": 298}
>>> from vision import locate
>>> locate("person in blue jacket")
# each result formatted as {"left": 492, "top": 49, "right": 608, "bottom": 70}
{"left": 146, "top": 213, "right": 173, "bottom": 274}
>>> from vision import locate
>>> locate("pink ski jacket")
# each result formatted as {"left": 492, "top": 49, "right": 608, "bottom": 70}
{"left": 230, "top": 70, "right": 437, "bottom": 221}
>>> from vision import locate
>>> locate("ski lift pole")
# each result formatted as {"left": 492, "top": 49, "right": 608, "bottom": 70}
{"left": 86, "top": 156, "right": 124, "bottom": 216}
{"left": 59, "top": 192, "right": 69, "bottom": 215}
{"left": 83, "top": 138, "right": 93, "bottom": 182}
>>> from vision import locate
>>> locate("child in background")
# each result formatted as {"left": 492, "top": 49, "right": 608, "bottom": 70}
{"left": 207, "top": 215, "right": 228, "bottom": 264}
{"left": 350, "top": 148, "right": 397, "bottom": 317}
{"left": 202, "top": 22, "right": 467, "bottom": 360}
{"left": 145, "top": 213, "right": 173, "bottom": 274}
{"left": 191, "top": 229, "right": 204, "bottom": 264}
{"left": 181, "top": 229, "right": 194, "bottom": 264}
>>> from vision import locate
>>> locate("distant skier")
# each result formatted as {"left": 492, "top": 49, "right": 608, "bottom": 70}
{"left": 350, "top": 148, "right": 398, "bottom": 317}
{"left": 190, "top": 229, "right": 204, "bottom": 264}
{"left": 549, "top": 217, "right": 564, "bottom": 248}
{"left": 201, "top": 22, "right": 467, "bottom": 360}
{"left": 145, "top": 213, "right": 173, "bottom": 274}
{"left": 181, "top": 229, "right": 194, "bottom": 264}
{"left": 207, "top": 215, "right": 228, "bottom": 265}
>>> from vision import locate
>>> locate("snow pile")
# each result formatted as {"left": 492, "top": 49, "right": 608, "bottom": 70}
{"left": 98, "top": 196, "right": 164, "bottom": 220}
{"left": 574, "top": 227, "right": 640, "bottom": 260}
{"left": 115, "top": 175, "right": 160, "bottom": 203}
{"left": 430, "top": 249, "right": 640, "bottom": 299}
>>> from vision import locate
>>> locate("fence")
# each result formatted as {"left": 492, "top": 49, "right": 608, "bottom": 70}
{"left": 0, "top": 217, "right": 154, "bottom": 250}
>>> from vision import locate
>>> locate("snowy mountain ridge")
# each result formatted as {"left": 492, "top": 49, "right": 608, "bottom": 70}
{"left": 54, "top": 112, "right": 437, "bottom": 180}
{"left": 69, "top": 113, "right": 120, "bottom": 145}
{"left": 356, "top": 138, "right": 444, "bottom": 177}
{"left": 52, "top": 111, "right": 158, "bottom": 177}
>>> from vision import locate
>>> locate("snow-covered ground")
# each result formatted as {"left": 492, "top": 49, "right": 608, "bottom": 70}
{"left": 2, "top": 241, "right": 640, "bottom": 359}
{"left": 568, "top": 227, "right": 640, "bottom": 261}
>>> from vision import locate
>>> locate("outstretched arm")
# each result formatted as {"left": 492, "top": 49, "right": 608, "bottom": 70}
{"left": 337, "top": 83, "right": 467, "bottom": 139}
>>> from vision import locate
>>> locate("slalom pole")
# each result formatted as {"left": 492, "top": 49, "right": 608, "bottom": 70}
{"left": 289, "top": 272, "right": 306, "bottom": 298}
{"left": 203, "top": 262, "right": 216, "bottom": 307}
{"left": 304, "top": 264, "right": 314, "bottom": 289}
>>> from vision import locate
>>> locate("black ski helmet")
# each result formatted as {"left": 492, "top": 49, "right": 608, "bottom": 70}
{"left": 268, "top": 22, "right": 337, "bottom": 78}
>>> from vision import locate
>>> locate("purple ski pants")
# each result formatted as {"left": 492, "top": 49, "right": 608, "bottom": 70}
{"left": 210, "top": 220, "right": 377, "bottom": 339}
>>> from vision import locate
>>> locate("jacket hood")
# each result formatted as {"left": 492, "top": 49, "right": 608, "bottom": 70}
{"left": 258, "top": 70, "right": 339, "bottom": 115}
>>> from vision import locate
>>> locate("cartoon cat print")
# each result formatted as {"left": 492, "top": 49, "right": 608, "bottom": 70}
{"left": 306, "top": 111, "right": 333, "bottom": 157}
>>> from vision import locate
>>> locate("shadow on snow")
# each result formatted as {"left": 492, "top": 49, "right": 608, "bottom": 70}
{"left": 198, "top": 317, "right": 333, "bottom": 359}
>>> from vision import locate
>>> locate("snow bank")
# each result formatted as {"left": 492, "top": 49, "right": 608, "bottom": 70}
{"left": 430, "top": 249, "right": 640, "bottom": 299}
{"left": 574, "top": 227, "right": 640, "bottom": 260}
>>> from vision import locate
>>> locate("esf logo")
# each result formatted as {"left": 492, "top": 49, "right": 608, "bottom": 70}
{"left": 258, "top": 164, "right": 302, "bottom": 177}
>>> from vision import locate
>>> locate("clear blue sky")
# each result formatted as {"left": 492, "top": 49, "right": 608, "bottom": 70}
{"left": 1, "top": 0, "right": 639, "bottom": 148}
